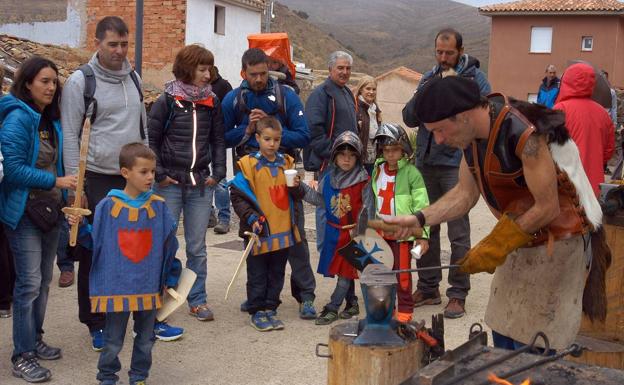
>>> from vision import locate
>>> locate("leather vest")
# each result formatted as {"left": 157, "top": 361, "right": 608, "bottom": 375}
{"left": 464, "top": 94, "right": 592, "bottom": 246}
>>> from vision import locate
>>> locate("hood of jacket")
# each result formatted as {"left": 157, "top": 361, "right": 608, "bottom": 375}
{"left": 541, "top": 76, "right": 560, "bottom": 90}
{"left": 557, "top": 63, "right": 595, "bottom": 102}
{"left": 0, "top": 93, "right": 41, "bottom": 125}
{"left": 88, "top": 52, "right": 134, "bottom": 85}
{"left": 430, "top": 54, "right": 481, "bottom": 77}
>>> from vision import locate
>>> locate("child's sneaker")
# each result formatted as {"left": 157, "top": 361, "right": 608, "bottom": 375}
{"left": 154, "top": 321, "right": 184, "bottom": 341}
{"left": 131, "top": 381, "right": 146, "bottom": 385}
{"left": 91, "top": 329, "right": 104, "bottom": 352}
{"left": 265, "top": 310, "right": 285, "bottom": 330}
{"left": 299, "top": 300, "right": 317, "bottom": 320}
{"left": 315, "top": 307, "right": 339, "bottom": 325}
{"left": 189, "top": 304, "right": 215, "bottom": 321}
{"left": 250, "top": 311, "right": 273, "bottom": 331}
{"left": 339, "top": 302, "right": 360, "bottom": 319}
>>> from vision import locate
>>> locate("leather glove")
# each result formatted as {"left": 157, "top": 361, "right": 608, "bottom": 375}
{"left": 458, "top": 213, "right": 532, "bottom": 274}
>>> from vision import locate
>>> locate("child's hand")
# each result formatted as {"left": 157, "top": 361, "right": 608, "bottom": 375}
{"left": 415, "top": 239, "right": 429, "bottom": 256}
{"left": 65, "top": 213, "right": 82, "bottom": 226}
{"left": 251, "top": 221, "right": 263, "bottom": 234}
{"left": 292, "top": 175, "right": 301, "bottom": 187}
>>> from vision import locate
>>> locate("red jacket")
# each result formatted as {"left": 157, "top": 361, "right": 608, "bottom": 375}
{"left": 554, "top": 63, "right": 615, "bottom": 196}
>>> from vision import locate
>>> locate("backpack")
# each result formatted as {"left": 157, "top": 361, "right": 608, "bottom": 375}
{"left": 77, "top": 64, "right": 146, "bottom": 140}
{"left": 232, "top": 81, "right": 287, "bottom": 126}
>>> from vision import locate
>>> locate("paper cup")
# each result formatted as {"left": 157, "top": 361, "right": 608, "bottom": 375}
{"left": 285, "top": 169, "right": 298, "bottom": 186}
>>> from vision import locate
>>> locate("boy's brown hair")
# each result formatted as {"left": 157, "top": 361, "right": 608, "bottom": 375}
{"left": 119, "top": 143, "right": 156, "bottom": 170}
{"left": 256, "top": 116, "right": 282, "bottom": 134}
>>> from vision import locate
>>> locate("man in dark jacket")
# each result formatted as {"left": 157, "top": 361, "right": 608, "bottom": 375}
{"left": 537, "top": 64, "right": 560, "bottom": 108}
{"left": 222, "top": 48, "right": 316, "bottom": 320}
{"left": 403, "top": 28, "right": 491, "bottom": 319}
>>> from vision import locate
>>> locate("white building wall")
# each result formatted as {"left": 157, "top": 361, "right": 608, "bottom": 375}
{"left": 0, "top": 1, "right": 85, "bottom": 47}
{"left": 186, "top": 0, "right": 262, "bottom": 88}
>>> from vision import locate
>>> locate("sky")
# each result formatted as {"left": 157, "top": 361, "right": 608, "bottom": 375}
{"left": 454, "top": 0, "right": 516, "bottom": 6}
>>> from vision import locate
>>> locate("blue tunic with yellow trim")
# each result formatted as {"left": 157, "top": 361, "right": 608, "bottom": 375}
{"left": 89, "top": 190, "right": 180, "bottom": 313}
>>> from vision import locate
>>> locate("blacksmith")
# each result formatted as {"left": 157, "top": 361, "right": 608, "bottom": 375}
{"left": 387, "top": 76, "right": 610, "bottom": 350}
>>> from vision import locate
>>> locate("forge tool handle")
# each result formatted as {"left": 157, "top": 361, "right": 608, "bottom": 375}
{"left": 367, "top": 219, "right": 423, "bottom": 238}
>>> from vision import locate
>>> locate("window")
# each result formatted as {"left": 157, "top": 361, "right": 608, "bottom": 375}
{"left": 582, "top": 36, "right": 593, "bottom": 51}
{"left": 214, "top": 5, "right": 225, "bottom": 35}
{"left": 528, "top": 93, "right": 538, "bottom": 103}
{"left": 530, "top": 27, "right": 552, "bottom": 53}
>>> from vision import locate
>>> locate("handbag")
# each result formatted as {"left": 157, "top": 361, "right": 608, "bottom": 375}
{"left": 24, "top": 196, "right": 61, "bottom": 233}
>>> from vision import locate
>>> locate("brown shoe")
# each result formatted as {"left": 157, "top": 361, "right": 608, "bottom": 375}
{"left": 58, "top": 271, "right": 74, "bottom": 288}
{"left": 444, "top": 298, "right": 466, "bottom": 319}
{"left": 412, "top": 289, "right": 442, "bottom": 307}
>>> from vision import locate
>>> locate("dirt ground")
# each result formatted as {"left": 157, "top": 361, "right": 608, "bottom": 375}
{"left": 0, "top": 198, "right": 495, "bottom": 385}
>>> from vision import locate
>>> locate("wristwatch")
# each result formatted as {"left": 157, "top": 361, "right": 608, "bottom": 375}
{"left": 413, "top": 210, "right": 426, "bottom": 227}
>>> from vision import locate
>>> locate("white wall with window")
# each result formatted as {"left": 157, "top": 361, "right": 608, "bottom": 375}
{"left": 581, "top": 36, "right": 593, "bottom": 51}
{"left": 530, "top": 27, "right": 553, "bottom": 53}
{"left": 186, "top": 0, "right": 262, "bottom": 86}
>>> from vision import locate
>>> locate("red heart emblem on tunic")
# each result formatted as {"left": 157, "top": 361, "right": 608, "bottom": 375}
{"left": 269, "top": 184, "right": 289, "bottom": 211}
{"left": 118, "top": 228, "right": 153, "bottom": 264}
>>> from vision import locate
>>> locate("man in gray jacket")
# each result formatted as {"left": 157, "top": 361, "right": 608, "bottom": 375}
{"left": 61, "top": 16, "right": 181, "bottom": 350}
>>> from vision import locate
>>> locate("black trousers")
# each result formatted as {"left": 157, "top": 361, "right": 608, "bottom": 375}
{"left": 288, "top": 200, "right": 316, "bottom": 303}
{"left": 246, "top": 248, "right": 289, "bottom": 315}
{"left": 78, "top": 171, "right": 125, "bottom": 332}
{"left": 0, "top": 224, "right": 15, "bottom": 310}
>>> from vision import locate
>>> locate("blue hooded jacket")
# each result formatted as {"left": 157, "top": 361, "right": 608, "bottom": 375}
{"left": 0, "top": 94, "right": 65, "bottom": 229}
{"left": 222, "top": 78, "right": 309, "bottom": 150}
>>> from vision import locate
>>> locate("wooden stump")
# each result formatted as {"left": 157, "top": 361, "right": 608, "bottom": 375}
{"left": 325, "top": 323, "right": 424, "bottom": 385}
{"left": 569, "top": 223, "right": 624, "bottom": 369}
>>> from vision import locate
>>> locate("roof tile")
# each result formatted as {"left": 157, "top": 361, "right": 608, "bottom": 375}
{"left": 480, "top": 0, "right": 624, "bottom": 14}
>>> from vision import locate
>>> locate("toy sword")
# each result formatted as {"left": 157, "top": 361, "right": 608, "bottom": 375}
{"left": 61, "top": 118, "right": 92, "bottom": 246}
{"left": 224, "top": 231, "right": 259, "bottom": 300}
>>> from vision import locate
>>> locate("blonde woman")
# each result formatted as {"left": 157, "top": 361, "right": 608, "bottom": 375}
{"left": 355, "top": 75, "right": 382, "bottom": 174}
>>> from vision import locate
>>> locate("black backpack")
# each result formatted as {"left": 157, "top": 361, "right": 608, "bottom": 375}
{"left": 233, "top": 81, "right": 287, "bottom": 125}
{"left": 77, "top": 64, "right": 145, "bottom": 139}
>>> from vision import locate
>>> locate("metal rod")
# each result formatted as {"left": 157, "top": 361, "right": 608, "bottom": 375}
{"left": 372, "top": 265, "right": 460, "bottom": 275}
{"left": 135, "top": 0, "right": 144, "bottom": 76}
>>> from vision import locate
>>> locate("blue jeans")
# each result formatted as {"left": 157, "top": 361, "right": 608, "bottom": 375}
{"left": 212, "top": 179, "right": 231, "bottom": 224}
{"left": 55, "top": 219, "right": 74, "bottom": 272}
{"left": 492, "top": 330, "right": 556, "bottom": 356}
{"left": 97, "top": 310, "right": 156, "bottom": 384}
{"left": 4, "top": 216, "right": 60, "bottom": 359}
{"left": 326, "top": 277, "right": 357, "bottom": 312}
{"left": 155, "top": 184, "right": 211, "bottom": 307}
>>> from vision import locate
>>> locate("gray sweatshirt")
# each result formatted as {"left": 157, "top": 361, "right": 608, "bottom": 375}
{"left": 62, "top": 53, "right": 147, "bottom": 176}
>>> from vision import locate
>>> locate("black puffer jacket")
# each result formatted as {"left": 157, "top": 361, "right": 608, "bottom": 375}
{"left": 148, "top": 93, "right": 226, "bottom": 187}
{"left": 210, "top": 66, "right": 233, "bottom": 102}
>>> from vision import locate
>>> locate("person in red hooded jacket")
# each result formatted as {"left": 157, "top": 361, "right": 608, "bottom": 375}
{"left": 554, "top": 63, "right": 615, "bottom": 196}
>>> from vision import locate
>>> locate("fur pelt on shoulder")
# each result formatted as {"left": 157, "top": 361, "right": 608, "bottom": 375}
{"left": 509, "top": 98, "right": 570, "bottom": 145}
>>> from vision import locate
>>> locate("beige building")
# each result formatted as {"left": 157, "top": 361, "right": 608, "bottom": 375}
{"left": 374, "top": 66, "right": 423, "bottom": 125}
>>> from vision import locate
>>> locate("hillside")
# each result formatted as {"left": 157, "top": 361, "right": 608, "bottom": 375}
{"left": 268, "top": 2, "right": 372, "bottom": 74}
{"left": 279, "top": 0, "right": 491, "bottom": 75}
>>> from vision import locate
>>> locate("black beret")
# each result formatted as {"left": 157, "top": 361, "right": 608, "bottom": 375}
{"left": 412, "top": 76, "right": 481, "bottom": 123}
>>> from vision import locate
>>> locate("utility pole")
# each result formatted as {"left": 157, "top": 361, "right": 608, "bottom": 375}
{"left": 135, "top": 0, "right": 144, "bottom": 76}
{"left": 264, "top": 1, "right": 274, "bottom": 33}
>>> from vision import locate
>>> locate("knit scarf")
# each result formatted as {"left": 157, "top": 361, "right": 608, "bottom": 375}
{"left": 359, "top": 95, "right": 379, "bottom": 139}
{"left": 164, "top": 80, "right": 214, "bottom": 102}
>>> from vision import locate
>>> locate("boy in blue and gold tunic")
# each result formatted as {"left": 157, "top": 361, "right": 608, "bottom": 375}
{"left": 88, "top": 143, "right": 181, "bottom": 385}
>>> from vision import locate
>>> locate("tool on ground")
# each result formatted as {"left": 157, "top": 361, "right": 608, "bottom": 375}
{"left": 224, "top": 231, "right": 259, "bottom": 300}
{"left": 354, "top": 264, "right": 405, "bottom": 346}
{"left": 368, "top": 219, "right": 423, "bottom": 238}
{"left": 61, "top": 118, "right": 92, "bottom": 246}
{"left": 156, "top": 268, "right": 197, "bottom": 321}
{"left": 372, "top": 264, "right": 460, "bottom": 275}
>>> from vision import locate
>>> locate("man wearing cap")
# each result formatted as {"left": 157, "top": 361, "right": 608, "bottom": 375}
{"left": 388, "top": 76, "right": 608, "bottom": 351}
{"left": 402, "top": 28, "right": 491, "bottom": 319}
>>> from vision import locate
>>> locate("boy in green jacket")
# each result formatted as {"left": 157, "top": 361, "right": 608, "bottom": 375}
{"left": 371, "top": 123, "right": 429, "bottom": 323}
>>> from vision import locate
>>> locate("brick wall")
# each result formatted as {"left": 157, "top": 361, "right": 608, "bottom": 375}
{"left": 86, "top": 0, "right": 186, "bottom": 70}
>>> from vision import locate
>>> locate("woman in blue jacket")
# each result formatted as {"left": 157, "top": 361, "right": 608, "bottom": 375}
{"left": 0, "top": 56, "right": 77, "bottom": 383}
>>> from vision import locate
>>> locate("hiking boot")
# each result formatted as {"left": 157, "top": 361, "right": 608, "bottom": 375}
{"left": 339, "top": 302, "right": 360, "bottom": 319}
{"left": 214, "top": 222, "right": 230, "bottom": 234}
{"left": 315, "top": 307, "right": 339, "bottom": 325}
{"left": 0, "top": 308, "right": 11, "bottom": 318}
{"left": 251, "top": 311, "right": 273, "bottom": 331}
{"left": 189, "top": 304, "right": 214, "bottom": 321}
{"left": 35, "top": 341, "right": 61, "bottom": 360}
{"left": 154, "top": 321, "right": 184, "bottom": 341}
{"left": 240, "top": 300, "right": 249, "bottom": 312}
{"left": 265, "top": 310, "right": 285, "bottom": 330}
{"left": 58, "top": 271, "right": 74, "bottom": 288}
{"left": 91, "top": 329, "right": 104, "bottom": 352}
{"left": 444, "top": 298, "right": 466, "bottom": 319}
{"left": 299, "top": 300, "right": 317, "bottom": 320}
{"left": 131, "top": 381, "right": 146, "bottom": 385}
{"left": 208, "top": 211, "right": 217, "bottom": 228}
{"left": 412, "top": 289, "right": 442, "bottom": 307}
{"left": 12, "top": 351, "right": 51, "bottom": 383}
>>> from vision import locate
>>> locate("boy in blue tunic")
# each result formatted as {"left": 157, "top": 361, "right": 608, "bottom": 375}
{"left": 82, "top": 143, "right": 181, "bottom": 385}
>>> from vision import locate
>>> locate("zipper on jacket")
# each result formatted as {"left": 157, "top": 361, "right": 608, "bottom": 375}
{"left": 189, "top": 102, "right": 198, "bottom": 186}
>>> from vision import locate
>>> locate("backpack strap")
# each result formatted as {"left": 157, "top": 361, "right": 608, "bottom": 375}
{"left": 233, "top": 82, "right": 287, "bottom": 126}
{"left": 129, "top": 71, "right": 146, "bottom": 140}
{"left": 77, "top": 64, "right": 98, "bottom": 138}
